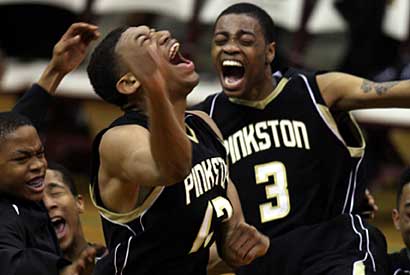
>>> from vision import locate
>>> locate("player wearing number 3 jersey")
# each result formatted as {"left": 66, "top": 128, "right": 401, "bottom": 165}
{"left": 192, "top": 2, "right": 404, "bottom": 275}
{"left": 86, "top": 25, "right": 269, "bottom": 275}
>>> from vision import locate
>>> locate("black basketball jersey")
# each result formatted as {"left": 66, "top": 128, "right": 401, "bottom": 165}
{"left": 194, "top": 68, "right": 366, "bottom": 239}
{"left": 90, "top": 110, "right": 233, "bottom": 275}
{"left": 389, "top": 248, "right": 410, "bottom": 274}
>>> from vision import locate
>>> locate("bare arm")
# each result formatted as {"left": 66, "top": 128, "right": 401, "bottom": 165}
{"left": 13, "top": 22, "right": 99, "bottom": 128}
{"left": 38, "top": 22, "right": 100, "bottom": 94}
{"left": 317, "top": 72, "right": 410, "bottom": 111}
{"left": 100, "top": 27, "right": 192, "bottom": 191}
{"left": 216, "top": 180, "right": 269, "bottom": 268}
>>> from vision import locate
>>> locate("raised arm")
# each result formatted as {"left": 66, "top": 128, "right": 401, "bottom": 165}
{"left": 100, "top": 27, "right": 192, "bottom": 191}
{"left": 13, "top": 22, "right": 100, "bottom": 129}
{"left": 317, "top": 72, "right": 410, "bottom": 111}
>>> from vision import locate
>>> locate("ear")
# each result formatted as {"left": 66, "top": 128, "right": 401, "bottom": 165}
{"left": 392, "top": 208, "right": 401, "bottom": 230}
{"left": 116, "top": 73, "right": 141, "bottom": 95}
{"left": 76, "top": 194, "right": 85, "bottom": 214}
{"left": 265, "top": 41, "right": 276, "bottom": 65}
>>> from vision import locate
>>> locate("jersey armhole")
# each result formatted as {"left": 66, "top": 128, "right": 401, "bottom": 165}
{"left": 302, "top": 71, "right": 328, "bottom": 106}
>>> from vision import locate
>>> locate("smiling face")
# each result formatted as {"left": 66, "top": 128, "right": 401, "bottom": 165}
{"left": 212, "top": 14, "right": 275, "bottom": 100}
{"left": 116, "top": 26, "right": 199, "bottom": 98}
{"left": 0, "top": 125, "right": 46, "bottom": 202}
{"left": 43, "top": 168, "right": 85, "bottom": 256}
{"left": 393, "top": 183, "right": 410, "bottom": 249}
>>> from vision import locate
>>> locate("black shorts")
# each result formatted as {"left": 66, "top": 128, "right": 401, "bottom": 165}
{"left": 236, "top": 214, "right": 389, "bottom": 275}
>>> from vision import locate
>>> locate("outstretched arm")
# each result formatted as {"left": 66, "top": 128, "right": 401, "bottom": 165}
{"left": 317, "top": 72, "right": 410, "bottom": 111}
{"left": 13, "top": 22, "right": 100, "bottom": 129}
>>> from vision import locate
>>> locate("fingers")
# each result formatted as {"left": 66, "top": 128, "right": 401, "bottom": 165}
{"left": 226, "top": 223, "right": 269, "bottom": 265}
{"left": 55, "top": 22, "right": 100, "bottom": 53}
{"left": 62, "top": 22, "right": 99, "bottom": 41}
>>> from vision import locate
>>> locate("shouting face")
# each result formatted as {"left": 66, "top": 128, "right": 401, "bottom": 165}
{"left": 43, "top": 169, "right": 85, "bottom": 254}
{"left": 212, "top": 14, "right": 275, "bottom": 100}
{"left": 0, "top": 125, "right": 46, "bottom": 202}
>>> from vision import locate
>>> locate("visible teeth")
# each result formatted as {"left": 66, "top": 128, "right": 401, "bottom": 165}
{"left": 169, "top": 43, "right": 180, "bottom": 60}
{"left": 222, "top": 60, "right": 243, "bottom": 67}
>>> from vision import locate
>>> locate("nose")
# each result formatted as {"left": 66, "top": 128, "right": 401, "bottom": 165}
{"left": 155, "top": 30, "right": 171, "bottom": 44}
{"left": 43, "top": 194, "right": 57, "bottom": 210}
{"left": 29, "top": 155, "right": 46, "bottom": 173}
{"left": 222, "top": 39, "right": 240, "bottom": 54}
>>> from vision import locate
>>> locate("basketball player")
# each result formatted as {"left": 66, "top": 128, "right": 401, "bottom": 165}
{"left": 0, "top": 112, "right": 96, "bottom": 275}
{"left": 43, "top": 162, "right": 107, "bottom": 262}
{"left": 86, "top": 25, "right": 269, "bottom": 275}
{"left": 194, "top": 2, "right": 410, "bottom": 274}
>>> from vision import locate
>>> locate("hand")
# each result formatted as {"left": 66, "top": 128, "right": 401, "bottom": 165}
{"left": 222, "top": 223, "right": 270, "bottom": 267}
{"left": 38, "top": 22, "right": 100, "bottom": 94}
{"left": 60, "top": 246, "right": 97, "bottom": 275}
{"left": 360, "top": 188, "right": 379, "bottom": 219}
{"left": 50, "top": 22, "right": 100, "bottom": 75}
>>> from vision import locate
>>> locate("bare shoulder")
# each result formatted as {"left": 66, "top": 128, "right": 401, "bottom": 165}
{"left": 99, "top": 124, "right": 149, "bottom": 169}
{"left": 187, "top": 110, "right": 223, "bottom": 139}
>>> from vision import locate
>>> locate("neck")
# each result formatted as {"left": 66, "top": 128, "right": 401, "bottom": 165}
{"left": 245, "top": 75, "right": 276, "bottom": 101}
{"left": 238, "top": 66, "right": 276, "bottom": 100}
{"left": 65, "top": 232, "right": 88, "bottom": 262}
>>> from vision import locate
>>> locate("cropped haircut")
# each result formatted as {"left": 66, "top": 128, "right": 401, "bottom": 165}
{"left": 215, "top": 2, "right": 276, "bottom": 43}
{"left": 397, "top": 167, "right": 410, "bottom": 209}
{"left": 87, "top": 26, "right": 129, "bottom": 107}
{"left": 47, "top": 161, "right": 78, "bottom": 196}
{"left": 0, "top": 112, "right": 33, "bottom": 141}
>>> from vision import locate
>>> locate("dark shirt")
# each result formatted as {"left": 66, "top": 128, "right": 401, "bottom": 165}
{"left": 12, "top": 83, "right": 53, "bottom": 130}
{"left": 0, "top": 195, "right": 69, "bottom": 274}
{"left": 390, "top": 248, "right": 410, "bottom": 274}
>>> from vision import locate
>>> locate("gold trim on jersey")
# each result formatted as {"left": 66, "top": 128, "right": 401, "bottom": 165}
{"left": 353, "top": 261, "right": 365, "bottom": 275}
{"left": 317, "top": 104, "right": 365, "bottom": 158}
{"left": 186, "top": 123, "right": 199, "bottom": 143}
{"left": 228, "top": 78, "right": 288, "bottom": 109}
{"left": 89, "top": 183, "right": 164, "bottom": 224}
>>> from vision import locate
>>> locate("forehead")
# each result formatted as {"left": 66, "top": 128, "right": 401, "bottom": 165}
{"left": 123, "top": 25, "right": 150, "bottom": 37}
{"left": 214, "top": 14, "right": 263, "bottom": 35}
{"left": 0, "top": 125, "right": 41, "bottom": 153}
{"left": 45, "top": 169, "right": 64, "bottom": 184}
{"left": 45, "top": 170, "right": 70, "bottom": 190}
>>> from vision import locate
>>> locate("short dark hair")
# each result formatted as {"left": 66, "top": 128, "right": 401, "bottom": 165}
{"left": 397, "top": 167, "right": 410, "bottom": 209}
{"left": 87, "top": 26, "right": 129, "bottom": 107}
{"left": 215, "top": 2, "right": 276, "bottom": 43}
{"left": 47, "top": 161, "right": 78, "bottom": 196}
{"left": 0, "top": 112, "right": 33, "bottom": 140}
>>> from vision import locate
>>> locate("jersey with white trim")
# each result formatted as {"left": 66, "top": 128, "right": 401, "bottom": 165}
{"left": 194, "top": 68, "right": 366, "bottom": 239}
{"left": 90, "top": 110, "right": 232, "bottom": 275}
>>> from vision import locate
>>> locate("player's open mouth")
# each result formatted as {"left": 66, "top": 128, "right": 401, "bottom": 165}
{"left": 168, "top": 42, "right": 194, "bottom": 69}
{"left": 25, "top": 177, "right": 45, "bottom": 192}
{"left": 51, "top": 216, "right": 67, "bottom": 239}
{"left": 221, "top": 59, "right": 245, "bottom": 90}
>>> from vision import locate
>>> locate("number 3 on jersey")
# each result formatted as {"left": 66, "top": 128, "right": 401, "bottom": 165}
{"left": 255, "top": 161, "right": 290, "bottom": 223}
